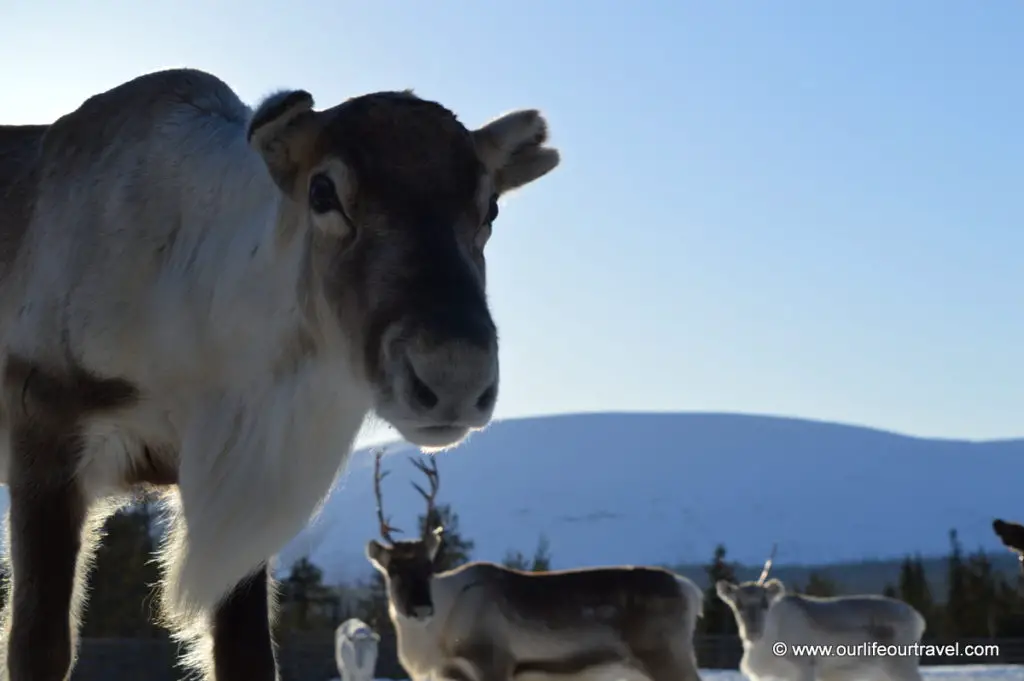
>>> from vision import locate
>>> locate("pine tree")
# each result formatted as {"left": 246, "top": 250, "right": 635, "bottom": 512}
{"left": 800, "top": 571, "right": 838, "bottom": 597}
{"left": 529, "top": 534, "right": 552, "bottom": 571}
{"left": 897, "top": 554, "right": 935, "bottom": 632}
{"left": 418, "top": 503, "right": 474, "bottom": 571}
{"left": 81, "top": 502, "right": 162, "bottom": 637}
{"left": 277, "top": 556, "right": 338, "bottom": 632}
{"left": 502, "top": 549, "right": 530, "bottom": 570}
{"left": 943, "top": 528, "right": 969, "bottom": 639}
{"left": 700, "top": 544, "right": 737, "bottom": 635}
{"left": 502, "top": 535, "right": 553, "bottom": 572}
{"left": 964, "top": 549, "right": 997, "bottom": 637}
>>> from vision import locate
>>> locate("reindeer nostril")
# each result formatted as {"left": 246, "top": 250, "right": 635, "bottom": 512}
{"left": 476, "top": 382, "right": 497, "bottom": 411}
{"left": 407, "top": 362, "right": 439, "bottom": 410}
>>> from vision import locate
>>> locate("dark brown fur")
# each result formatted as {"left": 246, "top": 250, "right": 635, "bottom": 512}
{"left": 0, "top": 356, "right": 278, "bottom": 681}
{"left": 512, "top": 648, "right": 624, "bottom": 677}
{"left": 453, "top": 563, "right": 693, "bottom": 680}
{"left": 210, "top": 564, "right": 278, "bottom": 681}
{"left": 993, "top": 518, "right": 1024, "bottom": 574}
{"left": 1, "top": 355, "right": 137, "bottom": 681}
{"left": 0, "top": 125, "right": 45, "bottom": 281}
{"left": 474, "top": 562, "right": 688, "bottom": 628}
{"left": 309, "top": 92, "right": 496, "bottom": 387}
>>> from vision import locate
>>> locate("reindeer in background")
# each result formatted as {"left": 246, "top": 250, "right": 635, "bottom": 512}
{"left": 992, "top": 518, "right": 1024, "bottom": 575}
{"left": 365, "top": 450, "right": 704, "bottom": 681}
{"left": 335, "top": 618, "right": 380, "bottom": 681}
{"left": 717, "top": 545, "right": 926, "bottom": 681}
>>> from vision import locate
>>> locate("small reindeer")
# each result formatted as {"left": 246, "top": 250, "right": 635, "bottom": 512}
{"left": 992, "top": 518, "right": 1024, "bottom": 575}
{"left": 717, "top": 545, "right": 925, "bottom": 681}
{"left": 365, "top": 451, "right": 704, "bottom": 681}
{"left": 335, "top": 618, "right": 380, "bottom": 681}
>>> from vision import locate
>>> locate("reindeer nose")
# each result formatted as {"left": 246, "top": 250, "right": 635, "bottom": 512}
{"left": 401, "top": 345, "right": 498, "bottom": 422}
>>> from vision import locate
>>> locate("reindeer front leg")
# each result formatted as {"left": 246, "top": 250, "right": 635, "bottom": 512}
{"left": 2, "top": 428, "right": 91, "bottom": 681}
{"left": 210, "top": 563, "right": 279, "bottom": 681}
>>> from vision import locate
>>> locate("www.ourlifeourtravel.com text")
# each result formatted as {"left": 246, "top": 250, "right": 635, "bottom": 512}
{"left": 772, "top": 641, "right": 999, "bottom": 658}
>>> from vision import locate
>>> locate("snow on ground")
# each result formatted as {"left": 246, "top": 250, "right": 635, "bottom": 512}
{"left": 358, "top": 668, "right": 1023, "bottom": 681}
{"left": 701, "top": 667, "right": 1023, "bottom": 681}
{"left": 285, "top": 412, "right": 1024, "bottom": 584}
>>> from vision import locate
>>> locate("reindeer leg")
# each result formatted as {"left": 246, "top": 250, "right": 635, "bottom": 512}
{"left": 210, "top": 563, "right": 279, "bottom": 681}
{"left": 1, "top": 427, "right": 91, "bottom": 681}
{"left": 449, "top": 641, "right": 514, "bottom": 681}
{"left": 635, "top": 640, "right": 703, "bottom": 681}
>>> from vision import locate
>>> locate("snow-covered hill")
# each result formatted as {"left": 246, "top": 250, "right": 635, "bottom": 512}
{"left": 278, "top": 411, "right": 1024, "bottom": 585}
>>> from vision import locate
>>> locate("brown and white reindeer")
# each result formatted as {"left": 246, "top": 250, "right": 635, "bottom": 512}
{"left": 717, "top": 546, "right": 926, "bottom": 681}
{"left": 365, "top": 451, "right": 705, "bottom": 681}
{"left": 0, "top": 68, "right": 560, "bottom": 681}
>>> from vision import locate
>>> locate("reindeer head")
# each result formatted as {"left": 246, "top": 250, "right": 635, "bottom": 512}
{"left": 365, "top": 450, "right": 445, "bottom": 623}
{"left": 993, "top": 519, "right": 1024, "bottom": 576}
{"left": 716, "top": 544, "right": 784, "bottom": 640}
{"left": 247, "top": 89, "right": 559, "bottom": 450}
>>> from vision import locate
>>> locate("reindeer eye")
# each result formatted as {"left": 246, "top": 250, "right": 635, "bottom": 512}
{"left": 484, "top": 194, "right": 499, "bottom": 224}
{"left": 309, "top": 173, "right": 342, "bottom": 215}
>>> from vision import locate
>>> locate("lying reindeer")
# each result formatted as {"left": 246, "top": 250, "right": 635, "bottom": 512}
{"left": 992, "top": 518, "right": 1024, "bottom": 575}
{"left": 717, "top": 545, "right": 925, "bottom": 681}
{"left": 364, "top": 451, "right": 704, "bottom": 681}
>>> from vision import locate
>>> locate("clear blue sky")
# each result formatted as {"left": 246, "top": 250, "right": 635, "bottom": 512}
{"left": 3, "top": 1, "right": 1021, "bottom": 443}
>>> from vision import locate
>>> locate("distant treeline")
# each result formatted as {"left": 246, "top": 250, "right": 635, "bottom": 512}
{"left": 691, "top": 531, "right": 1024, "bottom": 639}
{"left": 2, "top": 502, "right": 1019, "bottom": 642}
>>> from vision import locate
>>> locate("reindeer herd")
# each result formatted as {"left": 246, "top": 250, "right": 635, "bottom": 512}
{"left": 0, "top": 67, "right": 1018, "bottom": 681}
{"left": 350, "top": 450, "right": 936, "bottom": 681}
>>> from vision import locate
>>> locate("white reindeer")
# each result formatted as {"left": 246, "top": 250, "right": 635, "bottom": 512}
{"left": 717, "top": 547, "right": 926, "bottom": 681}
{"left": 335, "top": 618, "right": 380, "bottom": 681}
{"left": 365, "top": 451, "right": 705, "bottom": 681}
{"left": 0, "top": 68, "right": 559, "bottom": 681}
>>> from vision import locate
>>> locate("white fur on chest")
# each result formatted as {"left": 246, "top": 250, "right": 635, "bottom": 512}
{"left": 69, "top": 355, "right": 372, "bottom": 617}
{"left": 175, "top": 356, "right": 373, "bottom": 614}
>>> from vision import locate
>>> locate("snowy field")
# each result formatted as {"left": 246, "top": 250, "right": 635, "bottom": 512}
{"left": 357, "top": 668, "right": 1023, "bottom": 681}
{"left": 700, "top": 667, "right": 1023, "bottom": 681}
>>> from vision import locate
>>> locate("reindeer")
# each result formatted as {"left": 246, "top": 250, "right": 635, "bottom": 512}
{"left": 717, "top": 546, "right": 926, "bottom": 681}
{"left": 992, "top": 519, "right": 1024, "bottom": 575}
{"left": 0, "top": 68, "right": 559, "bottom": 681}
{"left": 335, "top": 618, "right": 380, "bottom": 681}
{"left": 365, "top": 451, "right": 705, "bottom": 681}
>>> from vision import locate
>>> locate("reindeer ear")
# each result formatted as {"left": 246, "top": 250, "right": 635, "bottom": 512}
{"left": 764, "top": 578, "right": 785, "bottom": 599}
{"left": 248, "top": 89, "right": 318, "bottom": 193}
{"left": 716, "top": 580, "right": 737, "bottom": 601}
{"left": 365, "top": 540, "right": 390, "bottom": 571}
{"left": 473, "top": 110, "right": 560, "bottom": 195}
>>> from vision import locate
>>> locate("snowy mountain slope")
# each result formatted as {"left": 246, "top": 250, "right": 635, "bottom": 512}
{"left": 278, "top": 411, "right": 1024, "bottom": 585}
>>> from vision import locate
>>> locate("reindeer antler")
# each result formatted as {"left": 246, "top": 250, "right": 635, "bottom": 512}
{"left": 757, "top": 543, "right": 778, "bottom": 585}
{"left": 373, "top": 449, "right": 403, "bottom": 543}
{"left": 409, "top": 454, "right": 442, "bottom": 537}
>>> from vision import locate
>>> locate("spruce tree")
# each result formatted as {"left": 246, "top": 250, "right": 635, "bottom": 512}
{"left": 700, "top": 544, "right": 737, "bottom": 634}
{"left": 801, "top": 571, "right": 838, "bottom": 597}
{"left": 943, "top": 529, "right": 969, "bottom": 639}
